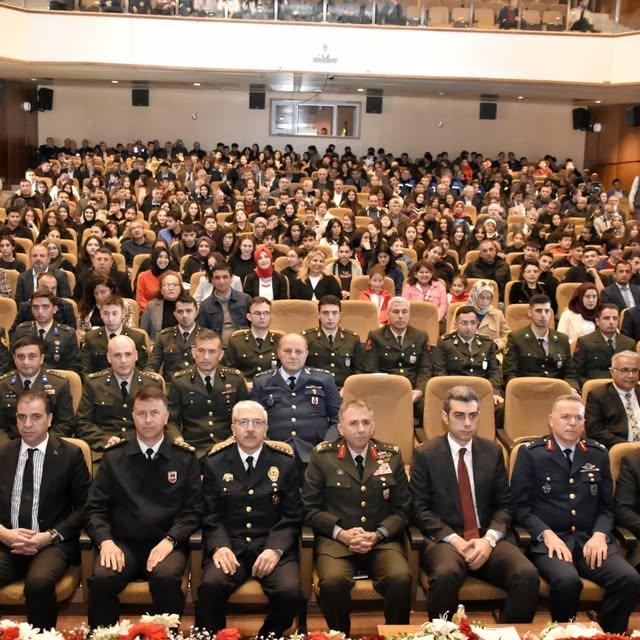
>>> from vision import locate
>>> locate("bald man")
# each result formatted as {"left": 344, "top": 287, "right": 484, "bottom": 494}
{"left": 76, "top": 335, "right": 166, "bottom": 462}
{"left": 250, "top": 333, "right": 341, "bottom": 465}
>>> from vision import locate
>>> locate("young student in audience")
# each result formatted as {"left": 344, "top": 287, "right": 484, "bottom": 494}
{"left": 359, "top": 265, "right": 392, "bottom": 325}
{"left": 447, "top": 274, "right": 469, "bottom": 304}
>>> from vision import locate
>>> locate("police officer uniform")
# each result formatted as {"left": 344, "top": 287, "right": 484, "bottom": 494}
{"left": 362, "top": 325, "right": 433, "bottom": 392}
{"left": 224, "top": 329, "right": 282, "bottom": 381}
{"left": 572, "top": 330, "right": 636, "bottom": 389}
{"left": 167, "top": 365, "right": 249, "bottom": 458}
{"left": 76, "top": 368, "right": 165, "bottom": 461}
{"left": 511, "top": 435, "right": 640, "bottom": 632}
{"left": 0, "top": 368, "right": 74, "bottom": 443}
{"left": 502, "top": 326, "right": 578, "bottom": 390}
{"left": 80, "top": 326, "right": 149, "bottom": 376}
{"left": 433, "top": 332, "right": 503, "bottom": 394}
{"left": 303, "top": 326, "right": 364, "bottom": 388}
{"left": 145, "top": 325, "right": 202, "bottom": 382}
{"left": 301, "top": 437, "right": 411, "bottom": 634}
{"left": 12, "top": 321, "right": 81, "bottom": 372}
{"left": 196, "top": 438, "right": 303, "bottom": 636}
{"left": 86, "top": 435, "right": 202, "bottom": 627}
{"left": 250, "top": 367, "right": 341, "bottom": 464}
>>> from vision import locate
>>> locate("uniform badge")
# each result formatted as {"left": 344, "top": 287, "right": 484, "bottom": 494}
{"left": 542, "top": 482, "right": 551, "bottom": 494}
{"left": 482, "top": 360, "right": 488, "bottom": 371}
{"left": 266, "top": 394, "right": 275, "bottom": 408}
{"left": 345, "top": 356, "right": 351, "bottom": 368}
{"left": 223, "top": 473, "right": 234, "bottom": 482}
{"left": 168, "top": 471, "right": 178, "bottom": 484}
{"left": 272, "top": 494, "right": 280, "bottom": 504}
{"left": 336, "top": 468, "right": 344, "bottom": 475}
{"left": 311, "top": 396, "right": 318, "bottom": 406}
{"left": 267, "top": 466, "right": 280, "bottom": 482}
{"left": 382, "top": 488, "right": 390, "bottom": 500}
{"left": 374, "top": 463, "right": 392, "bottom": 475}
{"left": 409, "top": 354, "right": 416, "bottom": 364}
{"left": 590, "top": 484, "right": 598, "bottom": 496}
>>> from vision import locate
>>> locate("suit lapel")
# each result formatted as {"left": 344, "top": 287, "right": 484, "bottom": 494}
{"left": 41, "top": 434, "right": 62, "bottom": 507}
{"left": 438, "top": 436, "right": 463, "bottom": 514}
{"left": 361, "top": 448, "right": 379, "bottom": 483}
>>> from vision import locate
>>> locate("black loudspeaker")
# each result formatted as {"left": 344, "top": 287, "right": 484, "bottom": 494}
{"left": 366, "top": 96, "right": 383, "bottom": 114}
{"left": 249, "top": 90, "right": 265, "bottom": 110}
{"left": 37, "top": 88, "right": 53, "bottom": 111}
{"left": 625, "top": 106, "right": 640, "bottom": 127}
{"left": 132, "top": 88, "right": 149, "bottom": 107}
{"left": 572, "top": 107, "right": 590, "bottom": 130}
{"left": 479, "top": 102, "right": 497, "bottom": 120}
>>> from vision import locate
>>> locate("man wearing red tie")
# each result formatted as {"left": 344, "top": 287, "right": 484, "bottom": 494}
{"left": 410, "top": 385, "right": 539, "bottom": 622}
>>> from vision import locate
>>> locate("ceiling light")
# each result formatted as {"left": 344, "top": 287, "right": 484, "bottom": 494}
{"left": 517, "top": 96, "right": 524, "bottom": 100}
{"left": 31, "top": 78, "right": 37, "bottom": 82}
{"left": 357, "top": 88, "right": 364, "bottom": 92}
{"left": 439, "top": 91, "right": 445, "bottom": 96}
{"left": 193, "top": 82, "right": 201, "bottom": 87}
{"left": 595, "top": 99, "right": 602, "bottom": 104}
{"left": 111, "top": 80, "right": 119, "bottom": 84}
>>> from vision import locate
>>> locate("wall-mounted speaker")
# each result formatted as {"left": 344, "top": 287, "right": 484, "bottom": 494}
{"left": 132, "top": 88, "right": 149, "bottom": 107}
{"left": 366, "top": 89, "right": 384, "bottom": 114}
{"left": 479, "top": 102, "right": 497, "bottom": 120}
{"left": 37, "top": 88, "right": 54, "bottom": 111}
{"left": 249, "top": 84, "right": 265, "bottom": 110}
{"left": 625, "top": 106, "right": 640, "bottom": 127}
{"left": 572, "top": 107, "right": 590, "bottom": 130}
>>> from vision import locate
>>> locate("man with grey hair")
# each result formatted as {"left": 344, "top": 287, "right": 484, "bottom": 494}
{"left": 363, "top": 297, "right": 434, "bottom": 405}
{"left": 410, "top": 385, "right": 538, "bottom": 622}
{"left": 586, "top": 350, "right": 640, "bottom": 449}
{"left": 196, "top": 399, "right": 302, "bottom": 636}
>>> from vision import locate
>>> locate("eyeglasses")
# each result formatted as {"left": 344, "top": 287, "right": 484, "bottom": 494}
{"left": 612, "top": 367, "right": 640, "bottom": 375}
{"left": 251, "top": 311, "right": 271, "bottom": 317}
{"left": 234, "top": 418, "right": 267, "bottom": 428}
{"left": 162, "top": 283, "right": 180, "bottom": 289}
{"left": 558, "top": 414, "right": 585, "bottom": 424}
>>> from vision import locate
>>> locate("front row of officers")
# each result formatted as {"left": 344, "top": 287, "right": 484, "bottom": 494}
{"left": 5, "top": 386, "right": 640, "bottom": 634}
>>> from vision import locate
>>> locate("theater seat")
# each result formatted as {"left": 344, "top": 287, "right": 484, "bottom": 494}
{"left": 0, "top": 297, "right": 17, "bottom": 338}
{"left": 409, "top": 301, "right": 440, "bottom": 346}
{"left": 556, "top": 282, "right": 581, "bottom": 315}
{"left": 48, "top": 369, "right": 83, "bottom": 414}
{"left": 339, "top": 300, "right": 379, "bottom": 339}
{"left": 349, "top": 275, "right": 395, "bottom": 300}
{"left": 270, "top": 299, "right": 318, "bottom": 335}
{"left": 505, "top": 304, "right": 555, "bottom": 332}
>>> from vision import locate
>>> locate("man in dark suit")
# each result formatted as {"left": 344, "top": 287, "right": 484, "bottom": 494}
{"left": 410, "top": 385, "right": 538, "bottom": 622}
{"left": 586, "top": 350, "right": 640, "bottom": 448}
{"left": 86, "top": 386, "right": 201, "bottom": 627}
{"left": 0, "top": 390, "right": 90, "bottom": 629}
{"left": 15, "top": 244, "right": 71, "bottom": 305}
{"left": 621, "top": 305, "right": 640, "bottom": 342}
{"left": 572, "top": 304, "right": 636, "bottom": 389}
{"left": 196, "top": 400, "right": 302, "bottom": 635}
{"left": 614, "top": 448, "right": 640, "bottom": 569}
{"left": 600, "top": 261, "right": 640, "bottom": 311}
{"left": 512, "top": 394, "right": 640, "bottom": 632}
{"left": 73, "top": 247, "right": 133, "bottom": 301}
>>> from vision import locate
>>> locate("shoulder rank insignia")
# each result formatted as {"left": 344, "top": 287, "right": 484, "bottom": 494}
{"left": 208, "top": 437, "right": 236, "bottom": 456}
{"left": 264, "top": 440, "right": 294, "bottom": 456}
{"left": 172, "top": 439, "right": 196, "bottom": 453}
{"left": 104, "top": 438, "right": 127, "bottom": 451}
{"left": 315, "top": 440, "right": 335, "bottom": 452}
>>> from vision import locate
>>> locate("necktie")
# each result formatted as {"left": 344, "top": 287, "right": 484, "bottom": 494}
{"left": 607, "top": 338, "right": 615, "bottom": 353}
{"left": 563, "top": 448, "right": 573, "bottom": 467}
{"left": 288, "top": 376, "right": 296, "bottom": 390}
{"left": 205, "top": 375, "right": 213, "bottom": 393}
{"left": 538, "top": 338, "right": 547, "bottom": 355}
{"left": 328, "top": 334, "right": 334, "bottom": 346}
{"left": 457, "top": 448, "right": 479, "bottom": 541}
{"left": 256, "top": 337, "right": 264, "bottom": 348}
{"left": 355, "top": 454, "right": 365, "bottom": 479}
{"left": 625, "top": 393, "right": 640, "bottom": 441}
{"left": 145, "top": 448, "right": 154, "bottom": 461}
{"left": 246, "top": 455, "right": 254, "bottom": 475}
{"left": 396, "top": 334, "right": 403, "bottom": 348}
{"left": 109, "top": 333, "right": 116, "bottom": 340}
{"left": 120, "top": 380, "right": 128, "bottom": 400}
{"left": 183, "top": 332, "right": 190, "bottom": 342}
{"left": 23, "top": 380, "right": 31, "bottom": 391}
{"left": 38, "top": 328, "right": 45, "bottom": 341}
{"left": 620, "top": 286, "right": 635, "bottom": 309}
{"left": 18, "top": 449, "right": 36, "bottom": 529}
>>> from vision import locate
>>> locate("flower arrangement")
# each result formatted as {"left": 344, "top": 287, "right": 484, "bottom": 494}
{"left": 524, "top": 622, "right": 629, "bottom": 640}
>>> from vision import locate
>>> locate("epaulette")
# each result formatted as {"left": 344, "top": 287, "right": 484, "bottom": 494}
{"left": 220, "top": 366, "right": 242, "bottom": 377}
{"left": 316, "top": 440, "right": 337, "bottom": 452}
{"left": 43, "top": 369, "right": 65, "bottom": 380}
{"left": 374, "top": 440, "right": 400, "bottom": 454}
{"left": 208, "top": 437, "right": 235, "bottom": 456}
{"left": 525, "top": 437, "right": 548, "bottom": 449}
{"left": 584, "top": 438, "right": 607, "bottom": 451}
{"left": 88, "top": 368, "right": 111, "bottom": 379}
{"left": 104, "top": 438, "right": 127, "bottom": 451}
{"left": 341, "top": 328, "right": 359, "bottom": 337}
{"left": 0, "top": 371, "right": 13, "bottom": 382}
{"left": 441, "top": 332, "right": 457, "bottom": 340}
{"left": 264, "top": 440, "right": 294, "bottom": 456}
{"left": 157, "top": 326, "right": 175, "bottom": 335}
{"left": 173, "top": 367, "right": 193, "bottom": 378}
{"left": 253, "top": 369, "right": 276, "bottom": 380}
{"left": 307, "top": 366, "right": 332, "bottom": 375}
{"left": 17, "top": 321, "right": 33, "bottom": 329}
{"left": 172, "top": 439, "right": 196, "bottom": 453}
{"left": 301, "top": 328, "right": 316, "bottom": 336}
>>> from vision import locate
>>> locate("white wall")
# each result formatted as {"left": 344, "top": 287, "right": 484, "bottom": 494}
{"left": 38, "top": 85, "right": 587, "bottom": 162}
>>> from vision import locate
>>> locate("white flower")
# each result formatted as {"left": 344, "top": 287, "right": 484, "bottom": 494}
{"left": 90, "top": 622, "right": 126, "bottom": 640}
{"left": 326, "top": 632, "right": 346, "bottom": 639}
{"left": 18, "top": 623, "right": 38, "bottom": 640}
{"left": 541, "top": 623, "right": 601, "bottom": 640}
{"left": 140, "top": 615, "right": 181, "bottom": 629}
{"left": 0, "top": 621, "right": 21, "bottom": 631}
{"left": 33, "top": 629, "right": 65, "bottom": 640}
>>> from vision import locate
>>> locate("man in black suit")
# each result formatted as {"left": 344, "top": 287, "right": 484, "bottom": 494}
{"left": 614, "top": 448, "right": 640, "bottom": 569}
{"left": 15, "top": 245, "right": 71, "bottom": 305}
{"left": 586, "top": 350, "right": 640, "bottom": 448}
{"left": 621, "top": 305, "right": 640, "bottom": 342}
{"left": 73, "top": 247, "right": 133, "bottom": 301}
{"left": 600, "top": 261, "right": 640, "bottom": 311}
{"left": 572, "top": 304, "right": 636, "bottom": 389}
{"left": 0, "top": 390, "right": 90, "bottom": 629}
{"left": 410, "top": 385, "right": 539, "bottom": 622}
{"left": 563, "top": 246, "right": 607, "bottom": 291}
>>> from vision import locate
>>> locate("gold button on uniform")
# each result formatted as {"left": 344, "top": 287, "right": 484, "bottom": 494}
{"left": 361, "top": 486, "right": 366, "bottom": 492}
{"left": 248, "top": 489, "right": 254, "bottom": 495}
{"left": 571, "top": 526, "right": 576, "bottom": 532}
{"left": 361, "top": 501, "right": 367, "bottom": 507}
{"left": 245, "top": 537, "right": 251, "bottom": 543}
{"left": 291, "top": 417, "right": 297, "bottom": 423}
{"left": 569, "top": 478, "right": 575, "bottom": 484}
{"left": 569, "top": 493, "right": 576, "bottom": 499}
{"left": 246, "top": 506, "right": 252, "bottom": 512}
{"left": 246, "top": 523, "right": 252, "bottom": 529}
{"left": 360, "top": 516, "right": 367, "bottom": 523}
{"left": 291, "top": 431, "right": 297, "bottom": 437}
{"left": 571, "top": 509, "right": 576, "bottom": 516}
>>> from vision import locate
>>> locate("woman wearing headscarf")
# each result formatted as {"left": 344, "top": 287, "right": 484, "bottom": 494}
{"left": 557, "top": 282, "right": 599, "bottom": 346}
{"left": 182, "top": 236, "right": 215, "bottom": 284}
{"left": 135, "top": 245, "right": 175, "bottom": 314}
{"left": 243, "top": 246, "right": 289, "bottom": 300}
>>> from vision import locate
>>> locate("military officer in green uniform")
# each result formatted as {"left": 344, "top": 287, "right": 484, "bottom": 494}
{"left": 572, "top": 303, "right": 636, "bottom": 389}
{"left": 363, "top": 297, "right": 434, "bottom": 405}
{"left": 433, "top": 305, "right": 504, "bottom": 402}
{"left": 12, "top": 290, "right": 80, "bottom": 372}
{"left": 302, "top": 398, "right": 411, "bottom": 635}
{"left": 146, "top": 294, "right": 202, "bottom": 382}
{"left": 167, "top": 328, "right": 249, "bottom": 459}
{"left": 503, "top": 294, "right": 579, "bottom": 391}
{"left": 303, "top": 295, "right": 364, "bottom": 388}
{"left": 224, "top": 297, "right": 281, "bottom": 383}
{"left": 0, "top": 335, "right": 74, "bottom": 442}
{"left": 80, "top": 295, "right": 148, "bottom": 375}
{"left": 76, "top": 334, "right": 165, "bottom": 462}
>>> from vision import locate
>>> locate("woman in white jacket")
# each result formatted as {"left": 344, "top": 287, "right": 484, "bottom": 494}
{"left": 557, "top": 282, "right": 599, "bottom": 346}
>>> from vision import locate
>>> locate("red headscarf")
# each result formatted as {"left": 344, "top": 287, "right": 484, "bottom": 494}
{"left": 254, "top": 246, "right": 274, "bottom": 278}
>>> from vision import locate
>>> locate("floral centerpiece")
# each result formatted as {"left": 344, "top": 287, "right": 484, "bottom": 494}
{"left": 524, "top": 622, "right": 629, "bottom": 640}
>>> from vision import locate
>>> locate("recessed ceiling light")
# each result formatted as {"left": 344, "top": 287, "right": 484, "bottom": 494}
{"left": 357, "top": 88, "right": 364, "bottom": 92}
{"left": 517, "top": 96, "right": 524, "bottom": 100}
{"left": 439, "top": 91, "right": 445, "bottom": 96}
{"left": 193, "top": 82, "right": 201, "bottom": 87}
{"left": 314, "top": 89, "right": 322, "bottom": 92}
{"left": 111, "top": 80, "right": 119, "bottom": 84}
{"left": 595, "top": 99, "right": 602, "bottom": 104}
{"left": 31, "top": 78, "right": 37, "bottom": 82}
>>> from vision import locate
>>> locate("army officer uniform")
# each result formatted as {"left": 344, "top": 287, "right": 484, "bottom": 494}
{"left": 80, "top": 326, "right": 149, "bottom": 376}
{"left": 224, "top": 329, "right": 281, "bottom": 381}
{"left": 12, "top": 321, "right": 81, "bottom": 372}
{"left": 145, "top": 325, "right": 203, "bottom": 382}
{"left": 303, "top": 327, "right": 364, "bottom": 388}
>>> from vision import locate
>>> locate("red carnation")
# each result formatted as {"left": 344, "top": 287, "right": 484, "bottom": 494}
{"left": 215, "top": 629, "right": 242, "bottom": 640}
{"left": 360, "top": 635, "right": 386, "bottom": 640}
{"left": 458, "top": 617, "right": 481, "bottom": 640}
{"left": 305, "top": 632, "right": 332, "bottom": 640}
{"left": 124, "top": 623, "right": 168, "bottom": 640}
{"left": 3, "top": 628, "right": 20, "bottom": 640}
